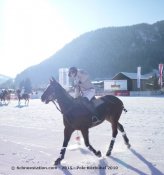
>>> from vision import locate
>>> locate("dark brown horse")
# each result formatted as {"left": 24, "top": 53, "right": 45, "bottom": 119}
{"left": 41, "top": 77, "right": 130, "bottom": 165}
{"left": 0, "top": 89, "right": 11, "bottom": 105}
{"left": 16, "top": 89, "right": 30, "bottom": 106}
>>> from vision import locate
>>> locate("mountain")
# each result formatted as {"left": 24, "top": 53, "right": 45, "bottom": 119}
{"left": 14, "top": 20, "right": 164, "bottom": 87}
{"left": 0, "top": 74, "right": 11, "bottom": 85}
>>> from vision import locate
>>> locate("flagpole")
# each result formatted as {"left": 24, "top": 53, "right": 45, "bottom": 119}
{"left": 159, "top": 64, "right": 163, "bottom": 89}
{"left": 137, "top": 66, "right": 141, "bottom": 91}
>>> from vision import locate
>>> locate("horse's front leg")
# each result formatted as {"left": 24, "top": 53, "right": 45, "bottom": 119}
{"left": 55, "top": 126, "right": 74, "bottom": 165}
{"left": 27, "top": 99, "right": 29, "bottom": 106}
{"left": 81, "top": 128, "right": 101, "bottom": 157}
{"left": 24, "top": 99, "right": 27, "bottom": 106}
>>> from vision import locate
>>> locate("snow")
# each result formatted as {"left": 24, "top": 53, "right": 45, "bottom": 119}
{"left": 0, "top": 97, "right": 164, "bottom": 175}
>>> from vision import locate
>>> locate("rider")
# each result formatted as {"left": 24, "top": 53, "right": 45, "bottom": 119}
{"left": 68, "top": 67, "right": 100, "bottom": 124}
{"left": 21, "top": 87, "right": 25, "bottom": 96}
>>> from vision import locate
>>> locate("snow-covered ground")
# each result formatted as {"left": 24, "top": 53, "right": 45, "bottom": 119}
{"left": 0, "top": 97, "right": 164, "bottom": 175}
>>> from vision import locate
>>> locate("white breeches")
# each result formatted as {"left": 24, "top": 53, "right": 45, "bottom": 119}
{"left": 81, "top": 88, "right": 96, "bottom": 101}
{"left": 74, "top": 88, "right": 95, "bottom": 101}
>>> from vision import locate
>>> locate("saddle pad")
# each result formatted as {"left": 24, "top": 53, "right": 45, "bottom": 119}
{"left": 92, "top": 98, "right": 104, "bottom": 108}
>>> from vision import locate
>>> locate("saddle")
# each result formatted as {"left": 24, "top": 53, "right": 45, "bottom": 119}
{"left": 91, "top": 97, "right": 104, "bottom": 108}
{"left": 75, "top": 97, "right": 105, "bottom": 125}
{"left": 75, "top": 96, "right": 104, "bottom": 108}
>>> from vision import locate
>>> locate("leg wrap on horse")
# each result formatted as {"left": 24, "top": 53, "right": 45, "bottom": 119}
{"left": 106, "top": 138, "right": 115, "bottom": 156}
{"left": 123, "top": 134, "right": 129, "bottom": 144}
{"left": 60, "top": 147, "right": 66, "bottom": 159}
{"left": 109, "top": 138, "right": 115, "bottom": 150}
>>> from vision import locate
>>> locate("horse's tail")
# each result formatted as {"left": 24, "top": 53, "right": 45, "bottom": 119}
{"left": 122, "top": 106, "right": 128, "bottom": 113}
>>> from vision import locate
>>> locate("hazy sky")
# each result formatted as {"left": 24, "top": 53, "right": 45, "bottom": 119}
{"left": 0, "top": 0, "right": 164, "bottom": 78}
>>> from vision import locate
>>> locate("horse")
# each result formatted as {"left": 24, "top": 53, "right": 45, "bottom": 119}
{"left": 0, "top": 89, "right": 11, "bottom": 105}
{"left": 41, "top": 77, "right": 131, "bottom": 165}
{"left": 16, "top": 89, "right": 30, "bottom": 106}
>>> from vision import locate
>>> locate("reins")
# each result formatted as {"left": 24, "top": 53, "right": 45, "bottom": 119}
{"left": 52, "top": 100, "right": 63, "bottom": 114}
{"left": 51, "top": 99, "right": 73, "bottom": 115}
{"left": 51, "top": 99, "right": 76, "bottom": 130}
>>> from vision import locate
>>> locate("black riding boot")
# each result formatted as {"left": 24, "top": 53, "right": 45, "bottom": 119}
{"left": 82, "top": 97, "right": 100, "bottom": 124}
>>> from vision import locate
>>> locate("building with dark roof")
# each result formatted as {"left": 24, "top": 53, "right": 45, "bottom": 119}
{"left": 112, "top": 72, "right": 151, "bottom": 91}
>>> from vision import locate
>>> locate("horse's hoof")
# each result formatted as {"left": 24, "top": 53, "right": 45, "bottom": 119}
{"left": 106, "top": 151, "right": 111, "bottom": 157}
{"left": 96, "top": 151, "right": 102, "bottom": 157}
{"left": 54, "top": 158, "right": 61, "bottom": 166}
{"left": 127, "top": 143, "right": 131, "bottom": 148}
{"left": 125, "top": 141, "right": 131, "bottom": 148}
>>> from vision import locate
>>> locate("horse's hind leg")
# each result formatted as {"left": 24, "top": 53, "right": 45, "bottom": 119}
{"left": 81, "top": 129, "right": 101, "bottom": 157}
{"left": 117, "top": 122, "right": 131, "bottom": 148}
{"left": 55, "top": 126, "right": 74, "bottom": 165}
{"left": 106, "top": 121, "right": 118, "bottom": 156}
{"left": 18, "top": 99, "right": 21, "bottom": 106}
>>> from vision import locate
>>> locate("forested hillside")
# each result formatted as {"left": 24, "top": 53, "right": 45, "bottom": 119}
{"left": 15, "top": 20, "right": 164, "bottom": 87}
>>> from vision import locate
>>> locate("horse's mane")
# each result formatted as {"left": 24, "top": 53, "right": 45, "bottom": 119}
{"left": 55, "top": 81, "right": 74, "bottom": 102}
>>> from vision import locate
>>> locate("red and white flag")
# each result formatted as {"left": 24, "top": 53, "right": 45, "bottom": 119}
{"left": 158, "top": 64, "right": 163, "bottom": 88}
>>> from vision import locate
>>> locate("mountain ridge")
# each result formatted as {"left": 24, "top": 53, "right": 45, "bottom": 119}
{"left": 0, "top": 74, "right": 11, "bottom": 85}
{"left": 14, "top": 20, "right": 164, "bottom": 87}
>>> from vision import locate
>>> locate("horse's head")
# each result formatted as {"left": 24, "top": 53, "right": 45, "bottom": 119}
{"left": 41, "top": 77, "right": 58, "bottom": 104}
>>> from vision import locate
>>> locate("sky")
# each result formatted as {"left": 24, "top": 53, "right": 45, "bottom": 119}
{"left": 0, "top": 0, "right": 164, "bottom": 78}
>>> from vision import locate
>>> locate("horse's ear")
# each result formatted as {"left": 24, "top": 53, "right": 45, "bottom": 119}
{"left": 51, "top": 76, "right": 56, "bottom": 82}
{"left": 49, "top": 76, "right": 56, "bottom": 84}
{"left": 49, "top": 79, "right": 53, "bottom": 84}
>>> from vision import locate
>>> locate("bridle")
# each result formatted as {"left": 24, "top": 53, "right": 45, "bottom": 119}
{"left": 44, "top": 82, "right": 74, "bottom": 116}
